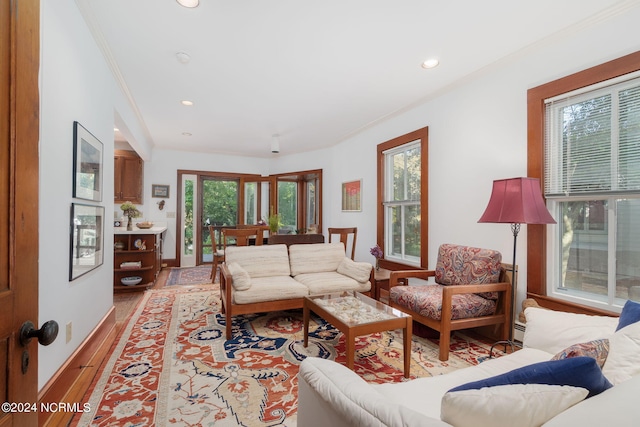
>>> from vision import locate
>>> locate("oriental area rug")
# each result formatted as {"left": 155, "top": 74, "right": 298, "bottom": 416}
{"left": 166, "top": 265, "right": 213, "bottom": 286}
{"left": 74, "top": 284, "right": 498, "bottom": 427}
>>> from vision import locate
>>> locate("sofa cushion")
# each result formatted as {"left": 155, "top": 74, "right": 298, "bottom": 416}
{"left": 389, "top": 284, "right": 496, "bottom": 321}
{"left": 337, "top": 257, "right": 372, "bottom": 283}
{"left": 434, "top": 244, "right": 502, "bottom": 286}
{"left": 441, "top": 383, "right": 587, "bottom": 427}
{"left": 551, "top": 338, "right": 610, "bottom": 368}
{"left": 374, "top": 347, "right": 553, "bottom": 419}
{"left": 226, "top": 262, "right": 251, "bottom": 291}
{"left": 543, "top": 373, "right": 640, "bottom": 427}
{"left": 602, "top": 319, "right": 640, "bottom": 385}
{"left": 225, "top": 244, "right": 291, "bottom": 278}
{"left": 449, "top": 357, "right": 612, "bottom": 398}
{"left": 523, "top": 307, "right": 617, "bottom": 354}
{"left": 616, "top": 299, "right": 640, "bottom": 331}
{"left": 289, "top": 243, "right": 346, "bottom": 276}
{"left": 294, "top": 271, "right": 371, "bottom": 295}
{"left": 299, "top": 357, "right": 451, "bottom": 427}
{"left": 232, "top": 275, "right": 309, "bottom": 304}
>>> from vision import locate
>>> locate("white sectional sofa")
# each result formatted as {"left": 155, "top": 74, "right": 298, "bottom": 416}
{"left": 298, "top": 305, "right": 640, "bottom": 427}
{"left": 219, "top": 242, "right": 373, "bottom": 339}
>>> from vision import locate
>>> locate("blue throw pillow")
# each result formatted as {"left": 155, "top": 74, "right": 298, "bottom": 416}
{"left": 616, "top": 299, "right": 640, "bottom": 331}
{"left": 449, "top": 357, "right": 612, "bottom": 398}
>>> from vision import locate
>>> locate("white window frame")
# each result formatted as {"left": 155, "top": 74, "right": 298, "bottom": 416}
{"left": 544, "top": 74, "right": 640, "bottom": 311}
{"left": 383, "top": 140, "right": 421, "bottom": 266}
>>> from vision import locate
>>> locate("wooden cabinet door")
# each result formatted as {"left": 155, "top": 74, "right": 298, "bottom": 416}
{"left": 114, "top": 151, "right": 143, "bottom": 203}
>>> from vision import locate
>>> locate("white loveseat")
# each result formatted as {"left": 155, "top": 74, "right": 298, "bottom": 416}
{"left": 220, "top": 242, "right": 373, "bottom": 339}
{"left": 298, "top": 305, "right": 640, "bottom": 427}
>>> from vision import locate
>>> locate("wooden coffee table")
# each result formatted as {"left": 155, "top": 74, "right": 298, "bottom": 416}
{"left": 303, "top": 291, "right": 412, "bottom": 378}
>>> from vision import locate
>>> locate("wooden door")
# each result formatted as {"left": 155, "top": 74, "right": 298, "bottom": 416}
{"left": 0, "top": 1, "right": 40, "bottom": 425}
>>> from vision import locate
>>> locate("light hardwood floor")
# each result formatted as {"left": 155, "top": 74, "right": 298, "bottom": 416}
{"left": 54, "top": 269, "right": 171, "bottom": 427}
{"left": 114, "top": 268, "right": 169, "bottom": 323}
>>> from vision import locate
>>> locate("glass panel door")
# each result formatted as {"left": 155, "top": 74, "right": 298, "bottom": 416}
{"left": 180, "top": 174, "right": 197, "bottom": 267}
{"left": 200, "top": 177, "right": 239, "bottom": 264}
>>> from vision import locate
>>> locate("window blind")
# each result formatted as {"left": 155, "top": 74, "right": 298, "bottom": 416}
{"left": 544, "top": 76, "right": 640, "bottom": 197}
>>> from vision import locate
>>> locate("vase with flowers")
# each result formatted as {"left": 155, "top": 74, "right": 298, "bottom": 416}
{"left": 370, "top": 244, "right": 383, "bottom": 270}
{"left": 120, "top": 201, "right": 141, "bottom": 231}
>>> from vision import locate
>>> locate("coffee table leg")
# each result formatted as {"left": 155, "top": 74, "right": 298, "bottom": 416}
{"left": 346, "top": 332, "right": 355, "bottom": 371}
{"left": 303, "top": 300, "right": 309, "bottom": 348}
{"left": 404, "top": 317, "right": 412, "bottom": 378}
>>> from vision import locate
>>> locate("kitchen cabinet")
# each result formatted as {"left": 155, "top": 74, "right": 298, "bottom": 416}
{"left": 114, "top": 228, "right": 165, "bottom": 292}
{"left": 114, "top": 150, "right": 143, "bottom": 204}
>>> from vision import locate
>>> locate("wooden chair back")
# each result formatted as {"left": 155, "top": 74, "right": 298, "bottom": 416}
{"left": 209, "top": 225, "right": 225, "bottom": 282}
{"left": 223, "top": 228, "right": 264, "bottom": 248}
{"left": 328, "top": 227, "right": 357, "bottom": 259}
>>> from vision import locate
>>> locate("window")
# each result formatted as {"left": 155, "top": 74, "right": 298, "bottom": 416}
{"left": 528, "top": 51, "right": 640, "bottom": 312}
{"left": 377, "top": 127, "right": 428, "bottom": 269}
{"left": 277, "top": 181, "right": 298, "bottom": 232}
{"left": 384, "top": 141, "right": 421, "bottom": 264}
{"left": 545, "top": 75, "right": 640, "bottom": 308}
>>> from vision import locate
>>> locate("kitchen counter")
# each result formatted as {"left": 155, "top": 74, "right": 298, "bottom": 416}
{"left": 114, "top": 226, "right": 167, "bottom": 235}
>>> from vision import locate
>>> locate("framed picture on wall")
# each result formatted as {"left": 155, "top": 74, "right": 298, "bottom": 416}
{"left": 342, "top": 179, "right": 362, "bottom": 212}
{"left": 73, "top": 121, "right": 103, "bottom": 201}
{"left": 69, "top": 203, "right": 105, "bottom": 281}
{"left": 152, "top": 184, "right": 170, "bottom": 198}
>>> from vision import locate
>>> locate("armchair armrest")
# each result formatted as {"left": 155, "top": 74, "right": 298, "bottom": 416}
{"left": 442, "top": 281, "right": 511, "bottom": 296}
{"left": 389, "top": 270, "right": 435, "bottom": 289}
{"left": 441, "top": 281, "right": 512, "bottom": 322}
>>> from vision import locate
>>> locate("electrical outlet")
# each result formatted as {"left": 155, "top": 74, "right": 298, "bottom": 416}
{"left": 66, "top": 322, "right": 72, "bottom": 343}
{"left": 166, "top": 211, "right": 176, "bottom": 218}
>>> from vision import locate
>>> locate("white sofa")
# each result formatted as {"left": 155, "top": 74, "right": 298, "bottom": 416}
{"left": 219, "top": 242, "right": 373, "bottom": 339}
{"left": 298, "top": 305, "right": 640, "bottom": 427}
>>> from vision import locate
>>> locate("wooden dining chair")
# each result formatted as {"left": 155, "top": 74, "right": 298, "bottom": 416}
{"left": 209, "top": 225, "right": 225, "bottom": 283}
{"left": 328, "top": 227, "right": 357, "bottom": 259}
{"left": 236, "top": 224, "right": 270, "bottom": 244}
{"left": 222, "top": 227, "right": 264, "bottom": 248}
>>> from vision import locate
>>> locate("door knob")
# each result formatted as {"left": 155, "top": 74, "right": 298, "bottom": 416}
{"left": 20, "top": 320, "right": 59, "bottom": 346}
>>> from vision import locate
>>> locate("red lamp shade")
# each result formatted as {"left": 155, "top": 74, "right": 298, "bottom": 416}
{"left": 478, "top": 177, "right": 556, "bottom": 225}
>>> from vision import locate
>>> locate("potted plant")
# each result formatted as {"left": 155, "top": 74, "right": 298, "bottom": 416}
{"left": 267, "top": 213, "right": 282, "bottom": 234}
{"left": 120, "top": 201, "right": 141, "bottom": 231}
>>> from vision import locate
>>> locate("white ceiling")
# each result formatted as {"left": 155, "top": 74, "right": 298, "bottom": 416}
{"left": 79, "top": 0, "right": 632, "bottom": 157}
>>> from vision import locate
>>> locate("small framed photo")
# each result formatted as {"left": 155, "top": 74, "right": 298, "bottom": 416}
{"left": 69, "top": 203, "right": 105, "bottom": 281}
{"left": 342, "top": 179, "right": 362, "bottom": 212}
{"left": 152, "top": 184, "right": 170, "bottom": 198}
{"left": 73, "top": 121, "right": 103, "bottom": 201}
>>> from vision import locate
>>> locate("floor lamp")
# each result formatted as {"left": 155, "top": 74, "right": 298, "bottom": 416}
{"left": 478, "top": 177, "right": 556, "bottom": 354}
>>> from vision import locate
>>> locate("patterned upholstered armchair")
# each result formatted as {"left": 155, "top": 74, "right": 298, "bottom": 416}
{"left": 389, "top": 244, "right": 512, "bottom": 361}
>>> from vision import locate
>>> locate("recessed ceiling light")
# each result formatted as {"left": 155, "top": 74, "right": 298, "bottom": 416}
{"left": 421, "top": 58, "right": 440, "bottom": 69}
{"left": 176, "top": 0, "right": 199, "bottom": 8}
{"left": 181, "top": 100, "right": 194, "bottom": 106}
{"left": 182, "top": 132, "right": 192, "bottom": 137}
{"left": 114, "top": 127, "right": 119, "bottom": 132}
{"left": 176, "top": 52, "right": 191, "bottom": 64}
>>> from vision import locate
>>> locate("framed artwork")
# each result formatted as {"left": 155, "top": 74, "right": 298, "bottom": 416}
{"left": 69, "top": 203, "right": 104, "bottom": 281}
{"left": 73, "top": 121, "right": 103, "bottom": 201}
{"left": 152, "top": 184, "right": 170, "bottom": 198}
{"left": 342, "top": 179, "right": 362, "bottom": 212}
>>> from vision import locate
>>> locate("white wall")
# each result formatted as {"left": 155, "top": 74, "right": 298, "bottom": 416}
{"left": 37, "top": 0, "right": 640, "bottom": 391}
{"left": 38, "top": 0, "right": 116, "bottom": 389}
